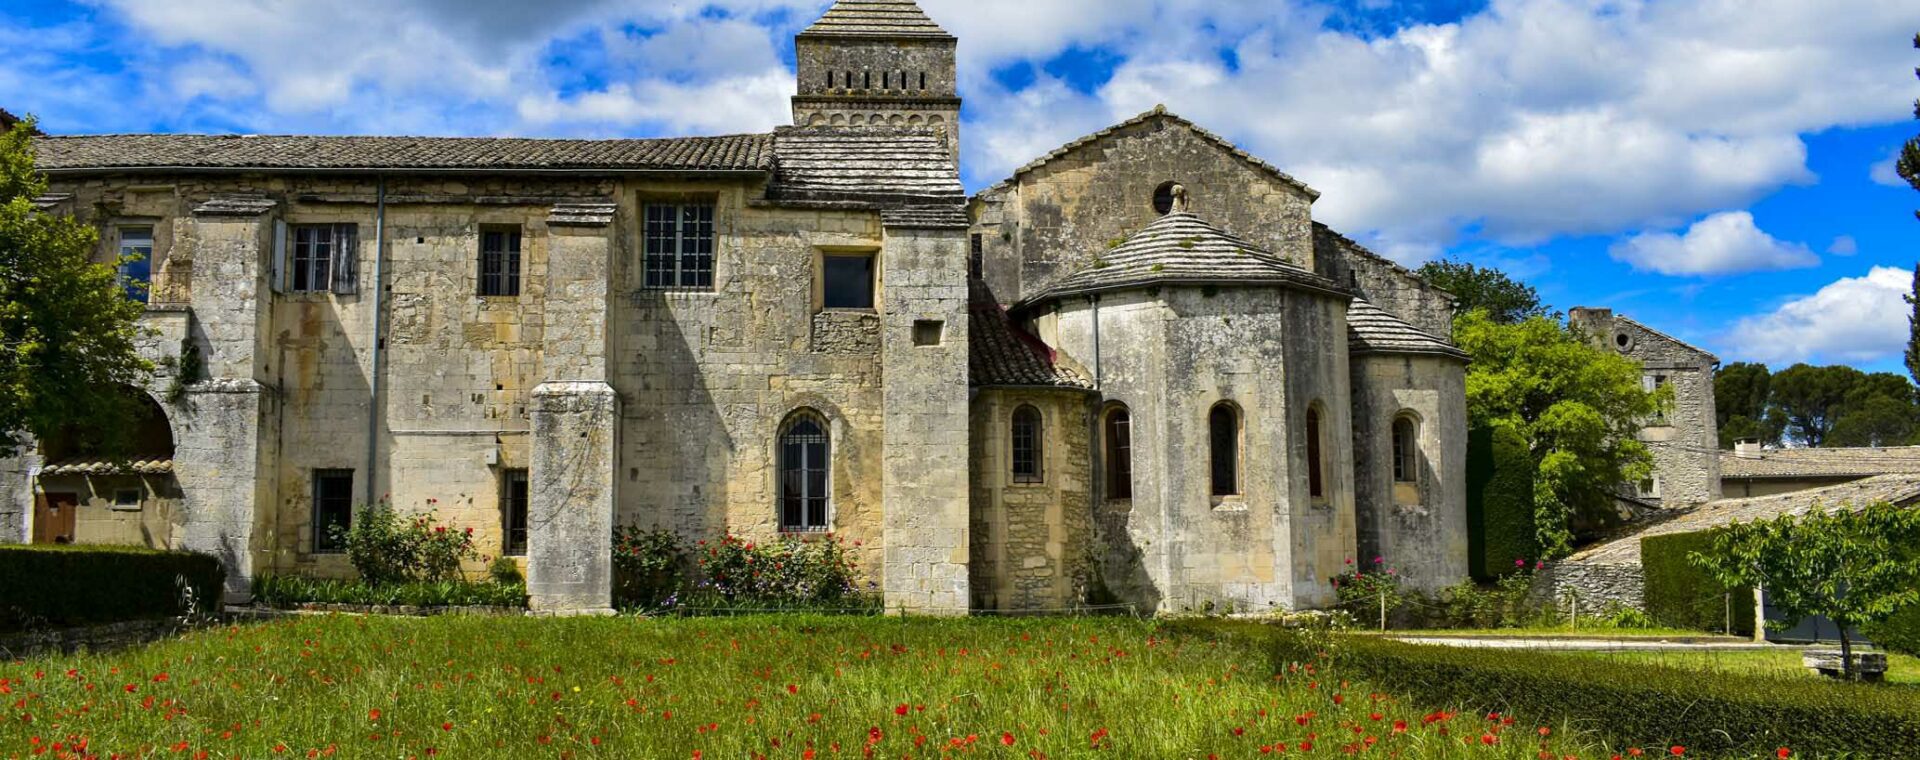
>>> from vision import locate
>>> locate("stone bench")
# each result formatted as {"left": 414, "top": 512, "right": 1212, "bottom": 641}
{"left": 1803, "top": 649, "right": 1888, "bottom": 682}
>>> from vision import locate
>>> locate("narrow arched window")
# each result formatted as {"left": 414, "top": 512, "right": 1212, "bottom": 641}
{"left": 1011, "top": 405, "right": 1044, "bottom": 484}
{"left": 1392, "top": 416, "right": 1419, "bottom": 484}
{"left": 1307, "top": 406, "right": 1326, "bottom": 500}
{"left": 780, "top": 411, "right": 831, "bottom": 532}
{"left": 1105, "top": 405, "right": 1133, "bottom": 500}
{"left": 1209, "top": 403, "right": 1240, "bottom": 497}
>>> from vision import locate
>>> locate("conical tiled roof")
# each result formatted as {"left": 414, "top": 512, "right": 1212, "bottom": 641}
{"left": 801, "top": 0, "right": 952, "bottom": 39}
{"left": 1346, "top": 298, "right": 1467, "bottom": 360}
{"left": 1019, "top": 212, "right": 1345, "bottom": 307}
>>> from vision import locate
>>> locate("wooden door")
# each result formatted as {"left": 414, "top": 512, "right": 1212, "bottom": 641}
{"left": 33, "top": 493, "right": 78, "bottom": 544}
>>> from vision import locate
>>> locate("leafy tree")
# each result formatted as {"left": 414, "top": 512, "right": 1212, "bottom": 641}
{"left": 1768, "top": 364, "right": 1866, "bottom": 448}
{"left": 1907, "top": 263, "right": 1919, "bottom": 390}
{"left": 1690, "top": 502, "right": 1920, "bottom": 680}
{"left": 1415, "top": 259, "right": 1549, "bottom": 325}
{"left": 1454, "top": 311, "right": 1662, "bottom": 556}
{"left": 1899, "top": 32, "right": 1920, "bottom": 219}
{"left": 0, "top": 118, "right": 151, "bottom": 455}
{"left": 1714, "top": 362, "right": 1775, "bottom": 448}
{"left": 1829, "top": 394, "right": 1918, "bottom": 447}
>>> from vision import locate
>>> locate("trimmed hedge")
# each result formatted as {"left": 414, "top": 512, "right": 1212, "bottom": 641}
{"left": 1198, "top": 621, "right": 1919, "bottom": 759}
{"left": 1865, "top": 605, "right": 1920, "bottom": 657}
{"left": 1642, "top": 530, "right": 1755, "bottom": 636}
{"left": 252, "top": 575, "right": 527, "bottom": 608}
{"left": 1467, "top": 424, "right": 1539, "bottom": 581}
{"left": 0, "top": 544, "right": 224, "bottom": 632}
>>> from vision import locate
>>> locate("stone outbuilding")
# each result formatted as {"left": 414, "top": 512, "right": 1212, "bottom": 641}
{"left": 0, "top": 0, "right": 1472, "bottom": 615}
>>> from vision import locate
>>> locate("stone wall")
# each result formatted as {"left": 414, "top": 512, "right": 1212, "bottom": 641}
{"left": 1349, "top": 354, "right": 1470, "bottom": 593}
{"left": 970, "top": 114, "right": 1316, "bottom": 305}
{"left": 1531, "top": 561, "right": 1647, "bottom": 614}
{"left": 1569, "top": 308, "right": 1721, "bottom": 507}
{"left": 1042, "top": 285, "right": 1356, "bottom": 614}
{"left": 1313, "top": 228, "right": 1457, "bottom": 338}
{"left": 0, "top": 447, "right": 32, "bottom": 544}
{"left": 792, "top": 36, "right": 961, "bottom": 155}
{"left": 968, "top": 389, "right": 1094, "bottom": 612}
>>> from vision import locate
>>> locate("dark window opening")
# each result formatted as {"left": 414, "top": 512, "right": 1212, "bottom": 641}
{"left": 780, "top": 413, "right": 831, "bottom": 532}
{"left": 1209, "top": 403, "right": 1239, "bottom": 497}
{"left": 920, "top": 72, "right": 927, "bottom": 90}
{"left": 864, "top": 71, "right": 871, "bottom": 89}
{"left": 1105, "top": 406, "right": 1133, "bottom": 500}
{"left": 912, "top": 320, "right": 943, "bottom": 346}
{"left": 644, "top": 202, "right": 716, "bottom": 290}
{"left": 312, "top": 469, "right": 354, "bottom": 554}
{"left": 823, "top": 254, "right": 875, "bottom": 310}
{"left": 1392, "top": 417, "right": 1418, "bottom": 483}
{"left": 478, "top": 227, "right": 523, "bottom": 297}
{"left": 882, "top": 72, "right": 889, "bottom": 89}
{"left": 118, "top": 227, "right": 153, "bottom": 303}
{"left": 1307, "top": 408, "right": 1326, "bottom": 500}
{"left": 969, "top": 233, "right": 984, "bottom": 280}
{"left": 1152, "top": 181, "right": 1180, "bottom": 215}
{"left": 289, "top": 224, "right": 358, "bottom": 294}
{"left": 503, "top": 469, "right": 529, "bottom": 557}
{"left": 1012, "top": 405, "right": 1044, "bottom": 484}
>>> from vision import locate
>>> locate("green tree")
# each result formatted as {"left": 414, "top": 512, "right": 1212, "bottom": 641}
{"left": 1714, "top": 362, "right": 1774, "bottom": 448}
{"left": 1899, "top": 32, "right": 1920, "bottom": 219}
{"left": 1906, "top": 263, "right": 1919, "bottom": 390}
{"left": 1454, "top": 311, "right": 1662, "bottom": 556}
{"left": 1415, "top": 259, "right": 1549, "bottom": 325}
{"left": 1768, "top": 363, "right": 1867, "bottom": 448}
{"left": 0, "top": 118, "right": 151, "bottom": 454}
{"left": 1690, "top": 502, "right": 1920, "bottom": 680}
{"left": 1829, "top": 372, "right": 1920, "bottom": 447}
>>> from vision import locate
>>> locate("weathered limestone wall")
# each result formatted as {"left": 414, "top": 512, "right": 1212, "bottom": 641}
{"left": 1044, "top": 285, "right": 1355, "bottom": 614}
{"left": 792, "top": 36, "right": 961, "bottom": 154}
{"left": 0, "top": 449, "right": 34, "bottom": 543}
{"left": 1570, "top": 308, "right": 1721, "bottom": 507}
{"left": 528, "top": 383, "right": 618, "bottom": 614}
{"left": 32, "top": 473, "right": 180, "bottom": 548}
{"left": 878, "top": 224, "right": 972, "bottom": 613}
{"left": 968, "top": 389, "right": 1094, "bottom": 612}
{"left": 970, "top": 115, "right": 1316, "bottom": 305}
{"left": 1313, "top": 228, "right": 1457, "bottom": 338}
{"left": 1349, "top": 354, "right": 1470, "bottom": 593}
{"left": 1532, "top": 561, "right": 1646, "bottom": 613}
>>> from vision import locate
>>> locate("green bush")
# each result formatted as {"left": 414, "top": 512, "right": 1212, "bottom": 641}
{"left": 1467, "top": 424, "right": 1539, "bottom": 581}
{"left": 1422, "top": 571, "right": 1543, "bottom": 629}
{"left": 1643, "top": 530, "right": 1755, "bottom": 636}
{"left": 694, "top": 534, "right": 861, "bottom": 604}
{"left": 1865, "top": 605, "right": 1920, "bottom": 656}
{"left": 337, "top": 500, "right": 477, "bottom": 585}
{"left": 252, "top": 575, "right": 526, "bottom": 608}
{"left": 0, "top": 545, "right": 224, "bottom": 632}
{"left": 488, "top": 556, "right": 524, "bottom": 585}
{"left": 1194, "top": 621, "right": 1920, "bottom": 759}
{"left": 612, "top": 526, "right": 685, "bottom": 610}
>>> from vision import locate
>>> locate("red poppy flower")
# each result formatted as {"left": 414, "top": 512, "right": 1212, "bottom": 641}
{"left": 1777, "top": 750, "right": 1791, "bottom": 759}
{"left": 1671, "top": 747, "right": 1685, "bottom": 757}
{"left": 368, "top": 710, "right": 381, "bottom": 722}
{"left": 1001, "top": 733, "right": 1016, "bottom": 747}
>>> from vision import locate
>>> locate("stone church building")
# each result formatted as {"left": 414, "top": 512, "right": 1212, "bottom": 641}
{"left": 0, "top": 0, "right": 1470, "bottom": 615}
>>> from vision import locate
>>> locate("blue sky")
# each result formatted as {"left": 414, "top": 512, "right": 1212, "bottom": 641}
{"left": 4, "top": 0, "right": 1918, "bottom": 374}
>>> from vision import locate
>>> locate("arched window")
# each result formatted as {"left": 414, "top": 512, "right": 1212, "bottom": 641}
{"left": 1011, "top": 405, "right": 1044, "bottom": 484}
{"left": 1209, "top": 403, "right": 1240, "bottom": 497}
{"left": 1306, "top": 406, "right": 1326, "bottom": 500}
{"left": 1104, "top": 405, "right": 1133, "bottom": 499}
{"left": 779, "top": 411, "right": 831, "bottom": 532}
{"left": 1392, "top": 416, "right": 1419, "bottom": 484}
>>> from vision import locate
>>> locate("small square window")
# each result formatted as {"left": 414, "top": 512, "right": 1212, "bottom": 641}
{"left": 823, "top": 254, "right": 875, "bottom": 310}
{"left": 912, "top": 320, "right": 943, "bottom": 346}
{"left": 113, "top": 488, "right": 142, "bottom": 510}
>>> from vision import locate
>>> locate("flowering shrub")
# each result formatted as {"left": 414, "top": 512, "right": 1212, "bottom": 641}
{"left": 1332, "top": 557, "right": 1406, "bottom": 625}
{"left": 335, "top": 499, "right": 477, "bottom": 585}
{"left": 694, "top": 534, "right": 860, "bottom": 606}
{"left": 1429, "top": 562, "right": 1546, "bottom": 629}
{"left": 611, "top": 526, "right": 685, "bottom": 609}
{"left": 252, "top": 575, "right": 526, "bottom": 608}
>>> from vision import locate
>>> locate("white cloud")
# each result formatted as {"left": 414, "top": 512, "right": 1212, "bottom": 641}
{"left": 1828, "top": 235, "right": 1859, "bottom": 256}
{"left": 1871, "top": 150, "right": 1909, "bottom": 187}
{"left": 1724, "top": 266, "right": 1914, "bottom": 365}
{"left": 1608, "top": 211, "right": 1818, "bottom": 277}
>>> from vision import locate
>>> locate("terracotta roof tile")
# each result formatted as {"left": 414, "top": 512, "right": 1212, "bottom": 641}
{"left": 1720, "top": 446, "right": 1920, "bottom": 480}
{"left": 41, "top": 458, "right": 174, "bottom": 476}
{"left": 31, "top": 132, "right": 775, "bottom": 173}
{"left": 1565, "top": 474, "right": 1920, "bottom": 567}
{"left": 969, "top": 286, "right": 1092, "bottom": 390}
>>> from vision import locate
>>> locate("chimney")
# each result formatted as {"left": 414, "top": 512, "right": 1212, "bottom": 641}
{"left": 1734, "top": 439, "right": 1764, "bottom": 460}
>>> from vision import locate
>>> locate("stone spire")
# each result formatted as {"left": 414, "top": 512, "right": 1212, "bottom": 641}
{"left": 792, "top": 0, "right": 962, "bottom": 162}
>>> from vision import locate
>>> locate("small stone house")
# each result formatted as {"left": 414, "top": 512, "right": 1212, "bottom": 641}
{"left": 0, "top": 0, "right": 1471, "bottom": 615}
{"left": 1569, "top": 307, "right": 1722, "bottom": 509}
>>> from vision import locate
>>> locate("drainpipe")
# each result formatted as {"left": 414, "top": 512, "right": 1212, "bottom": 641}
{"left": 364, "top": 177, "right": 387, "bottom": 505}
{"left": 1089, "top": 295, "right": 1103, "bottom": 391}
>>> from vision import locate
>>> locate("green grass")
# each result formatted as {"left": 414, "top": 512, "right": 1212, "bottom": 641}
{"left": 0, "top": 616, "right": 1664, "bottom": 759}
{"left": 1561, "top": 648, "right": 1920, "bottom": 686}
{"left": 1384, "top": 626, "right": 1730, "bottom": 639}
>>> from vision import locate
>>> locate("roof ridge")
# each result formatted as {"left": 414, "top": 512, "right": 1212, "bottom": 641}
{"left": 801, "top": 0, "right": 953, "bottom": 39}
{"left": 975, "top": 105, "right": 1318, "bottom": 201}
{"left": 1613, "top": 314, "right": 1719, "bottom": 363}
{"left": 1311, "top": 221, "right": 1458, "bottom": 301}
{"left": 36, "top": 131, "right": 771, "bottom": 142}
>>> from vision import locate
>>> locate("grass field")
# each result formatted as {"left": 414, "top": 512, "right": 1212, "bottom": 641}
{"left": 0, "top": 615, "right": 1655, "bottom": 760}
{"left": 1562, "top": 647, "right": 1920, "bottom": 686}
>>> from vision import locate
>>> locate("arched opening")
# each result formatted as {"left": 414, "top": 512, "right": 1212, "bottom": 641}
{"left": 1306, "top": 405, "right": 1327, "bottom": 501}
{"left": 1209, "top": 402, "right": 1240, "bottom": 497}
{"left": 1104, "top": 404, "right": 1133, "bottom": 500}
{"left": 1152, "top": 181, "right": 1182, "bottom": 215}
{"left": 1011, "top": 405, "right": 1044, "bottom": 484}
{"left": 35, "top": 386, "right": 177, "bottom": 546}
{"left": 1392, "top": 414, "right": 1421, "bottom": 506}
{"left": 39, "top": 387, "right": 174, "bottom": 466}
{"left": 779, "top": 411, "right": 831, "bottom": 533}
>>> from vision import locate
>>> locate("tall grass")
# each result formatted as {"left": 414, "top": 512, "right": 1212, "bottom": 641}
{"left": 0, "top": 616, "right": 1632, "bottom": 759}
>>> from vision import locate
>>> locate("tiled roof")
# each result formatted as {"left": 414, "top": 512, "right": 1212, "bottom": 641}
{"left": 880, "top": 206, "right": 969, "bottom": 229}
{"left": 767, "top": 126, "right": 964, "bottom": 207}
{"left": 1019, "top": 212, "right": 1346, "bottom": 307}
{"left": 1721, "top": 446, "right": 1920, "bottom": 480}
{"left": 801, "top": 0, "right": 953, "bottom": 39}
{"left": 970, "top": 286, "right": 1092, "bottom": 390}
{"left": 31, "top": 133, "right": 775, "bottom": 173}
{"left": 41, "top": 458, "right": 175, "bottom": 476}
{"left": 1348, "top": 298, "right": 1467, "bottom": 360}
{"left": 1565, "top": 474, "right": 1920, "bottom": 567}
{"left": 978, "top": 106, "right": 1318, "bottom": 200}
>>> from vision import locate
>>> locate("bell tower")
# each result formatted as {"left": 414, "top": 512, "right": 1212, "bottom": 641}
{"left": 793, "top": 0, "right": 961, "bottom": 161}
